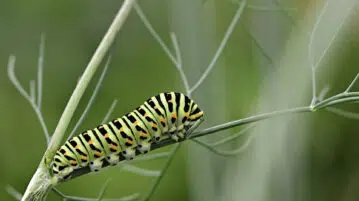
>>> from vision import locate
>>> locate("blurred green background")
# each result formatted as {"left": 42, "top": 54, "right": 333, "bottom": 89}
{"left": 1, "top": 0, "right": 359, "bottom": 200}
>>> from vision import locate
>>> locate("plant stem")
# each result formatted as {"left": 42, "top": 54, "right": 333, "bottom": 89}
{"left": 20, "top": 1, "right": 136, "bottom": 200}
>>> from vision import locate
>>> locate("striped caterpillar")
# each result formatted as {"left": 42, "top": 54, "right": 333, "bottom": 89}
{"left": 51, "top": 92, "right": 204, "bottom": 181}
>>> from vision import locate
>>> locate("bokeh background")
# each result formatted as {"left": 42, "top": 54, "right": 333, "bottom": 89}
{"left": 1, "top": 0, "right": 359, "bottom": 200}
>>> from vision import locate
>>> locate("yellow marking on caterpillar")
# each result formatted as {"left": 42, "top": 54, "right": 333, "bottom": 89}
{"left": 152, "top": 123, "right": 157, "bottom": 128}
{"left": 134, "top": 121, "right": 138, "bottom": 126}
{"left": 88, "top": 140, "right": 93, "bottom": 144}
{"left": 104, "top": 134, "right": 109, "bottom": 138}
{"left": 160, "top": 118, "right": 166, "bottom": 123}
{"left": 81, "top": 156, "right": 87, "bottom": 160}
{"left": 154, "top": 106, "right": 158, "bottom": 109}
{"left": 127, "top": 140, "right": 133, "bottom": 145}
{"left": 140, "top": 132, "right": 148, "bottom": 137}
{"left": 120, "top": 128, "right": 124, "bottom": 132}
{"left": 144, "top": 114, "right": 148, "bottom": 117}
{"left": 185, "top": 113, "right": 189, "bottom": 117}
{"left": 110, "top": 145, "right": 117, "bottom": 150}
{"left": 71, "top": 160, "right": 77, "bottom": 165}
{"left": 168, "top": 99, "right": 173, "bottom": 102}
{"left": 172, "top": 113, "right": 177, "bottom": 118}
{"left": 95, "top": 152, "right": 101, "bottom": 157}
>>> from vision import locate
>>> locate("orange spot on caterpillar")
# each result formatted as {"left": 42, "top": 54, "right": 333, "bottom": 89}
{"left": 140, "top": 132, "right": 148, "bottom": 137}
{"left": 75, "top": 145, "right": 79, "bottom": 149}
{"left": 104, "top": 134, "right": 109, "bottom": 138}
{"left": 152, "top": 123, "right": 157, "bottom": 128}
{"left": 154, "top": 106, "right": 158, "bottom": 109}
{"left": 134, "top": 121, "right": 138, "bottom": 126}
{"left": 160, "top": 118, "right": 166, "bottom": 123}
{"left": 127, "top": 140, "right": 133, "bottom": 145}
{"left": 95, "top": 152, "right": 101, "bottom": 157}
{"left": 185, "top": 113, "right": 190, "bottom": 118}
{"left": 172, "top": 113, "right": 177, "bottom": 119}
{"left": 71, "top": 160, "right": 77, "bottom": 165}
{"left": 144, "top": 114, "right": 148, "bottom": 117}
{"left": 111, "top": 144, "right": 117, "bottom": 150}
{"left": 81, "top": 156, "right": 87, "bottom": 160}
{"left": 89, "top": 140, "right": 93, "bottom": 144}
{"left": 120, "top": 128, "right": 124, "bottom": 132}
{"left": 168, "top": 99, "right": 173, "bottom": 103}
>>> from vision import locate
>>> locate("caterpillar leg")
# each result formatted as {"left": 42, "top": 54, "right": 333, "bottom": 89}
{"left": 89, "top": 158, "right": 105, "bottom": 172}
{"left": 137, "top": 142, "right": 151, "bottom": 154}
{"left": 122, "top": 148, "right": 136, "bottom": 160}
{"left": 106, "top": 154, "right": 120, "bottom": 165}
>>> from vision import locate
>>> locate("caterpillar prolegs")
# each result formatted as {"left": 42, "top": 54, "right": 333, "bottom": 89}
{"left": 51, "top": 92, "right": 204, "bottom": 181}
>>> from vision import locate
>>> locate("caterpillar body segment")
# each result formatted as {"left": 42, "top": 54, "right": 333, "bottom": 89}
{"left": 111, "top": 118, "right": 138, "bottom": 160}
{"left": 51, "top": 92, "right": 204, "bottom": 182}
{"left": 123, "top": 112, "right": 152, "bottom": 154}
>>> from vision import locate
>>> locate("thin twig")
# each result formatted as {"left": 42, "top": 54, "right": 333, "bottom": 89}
{"left": 243, "top": 25, "right": 275, "bottom": 66}
{"left": 121, "top": 164, "right": 161, "bottom": 177}
{"left": 44, "top": 0, "right": 136, "bottom": 165}
{"left": 191, "top": 106, "right": 311, "bottom": 138}
{"left": 308, "top": 0, "right": 330, "bottom": 106}
{"left": 345, "top": 73, "right": 359, "bottom": 93}
{"left": 68, "top": 56, "right": 112, "bottom": 140}
{"left": 192, "top": 134, "right": 253, "bottom": 156}
{"left": 272, "top": 0, "right": 303, "bottom": 34}
{"left": 101, "top": 99, "right": 119, "bottom": 124}
{"left": 8, "top": 56, "right": 50, "bottom": 143}
{"left": 170, "top": 32, "right": 190, "bottom": 96}
{"left": 317, "top": 96, "right": 359, "bottom": 109}
{"left": 134, "top": 3, "right": 178, "bottom": 67}
{"left": 97, "top": 179, "right": 111, "bottom": 201}
{"left": 6, "top": 185, "right": 22, "bottom": 201}
{"left": 30, "top": 80, "right": 36, "bottom": 103}
{"left": 142, "top": 145, "right": 180, "bottom": 201}
{"left": 308, "top": 0, "right": 330, "bottom": 69}
{"left": 210, "top": 124, "right": 255, "bottom": 146}
{"left": 326, "top": 107, "right": 359, "bottom": 120}
{"left": 52, "top": 188, "right": 139, "bottom": 201}
{"left": 314, "top": 92, "right": 359, "bottom": 109}
{"left": 37, "top": 33, "right": 45, "bottom": 109}
{"left": 189, "top": 0, "right": 247, "bottom": 94}
{"left": 314, "top": 4, "right": 355, "bottom": 70}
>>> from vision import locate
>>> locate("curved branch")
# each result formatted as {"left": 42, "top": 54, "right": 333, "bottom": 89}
{"left": 189, "top": 0, "right": 247, "bottom": 94}
{"left": 8, "top": 56, "right": 50, "bottom": 143}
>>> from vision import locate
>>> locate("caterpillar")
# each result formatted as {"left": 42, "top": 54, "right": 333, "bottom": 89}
{"left": 51, "top": 92, "right": 204, "bottom": 181}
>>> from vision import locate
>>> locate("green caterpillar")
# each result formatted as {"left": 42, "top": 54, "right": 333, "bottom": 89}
{"left": 51, "top": 92, "right": 204, "bottom": 181}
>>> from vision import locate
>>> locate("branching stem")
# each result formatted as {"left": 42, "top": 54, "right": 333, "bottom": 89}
{"left": 19, "top": 1, "right": 136, "bottom": 200}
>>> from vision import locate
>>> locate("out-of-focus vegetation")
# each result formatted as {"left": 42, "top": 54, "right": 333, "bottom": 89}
{"left": 1, "top": 0, "right": 359, "bottom": 200}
